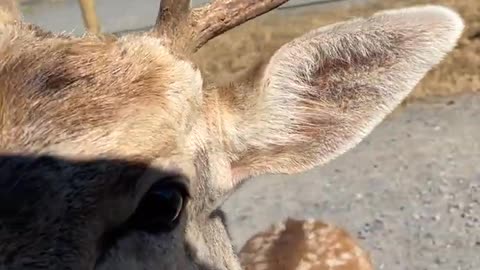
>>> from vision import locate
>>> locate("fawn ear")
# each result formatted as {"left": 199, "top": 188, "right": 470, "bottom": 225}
{"left": 219, "top": 5, "right": 464, "bottom": 182}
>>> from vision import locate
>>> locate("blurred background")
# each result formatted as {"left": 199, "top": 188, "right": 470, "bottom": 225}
{"left": 17, "top": 0, "right": 480, "bottom": 269}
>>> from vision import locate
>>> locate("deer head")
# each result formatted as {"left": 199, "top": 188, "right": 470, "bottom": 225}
{"left": 0, "top": 0, "right": 463, "bottom": 269}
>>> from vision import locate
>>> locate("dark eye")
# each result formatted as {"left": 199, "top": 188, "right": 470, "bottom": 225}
{"left": 127, "top": 181, "right": 187, "bottom": 233}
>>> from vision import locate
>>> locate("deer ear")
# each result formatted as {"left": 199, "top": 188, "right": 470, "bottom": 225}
{"left": 221, "top": 5, "right": 464, "bottom": 182}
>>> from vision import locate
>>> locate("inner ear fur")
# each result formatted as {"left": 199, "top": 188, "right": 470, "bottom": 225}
{"left": 216, "top": 5, "right": 464, "bottom": 180}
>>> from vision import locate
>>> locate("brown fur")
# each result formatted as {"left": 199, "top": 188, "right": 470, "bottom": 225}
{"left": 0, "top": 1, "right": 464, "bottom": 270}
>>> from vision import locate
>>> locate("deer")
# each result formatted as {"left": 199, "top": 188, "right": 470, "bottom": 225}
{"left": 239, "top": 218, "right": 374, "bottom": 270}
{"left": 0, "top": 0, "right": 464, "bottom": 269}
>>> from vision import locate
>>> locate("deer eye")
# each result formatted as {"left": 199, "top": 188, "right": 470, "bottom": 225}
{"left": 128, "top": 181, "right": 187, "bottom": 233}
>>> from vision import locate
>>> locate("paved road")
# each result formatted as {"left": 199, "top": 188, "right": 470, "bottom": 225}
{"left": 224, "top": 93, "right": 480, "bottom": 270}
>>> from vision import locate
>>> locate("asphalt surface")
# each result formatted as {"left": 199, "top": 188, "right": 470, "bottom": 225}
{"left": 224, "top": 93, "right": 480, "bottom": 270}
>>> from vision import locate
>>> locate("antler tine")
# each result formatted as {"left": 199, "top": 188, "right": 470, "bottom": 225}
{"left": 189, "top": 0, "right": 289, "bottom": 52}
{"left": 155, "top": 0, "right": 290, "bottom": 54}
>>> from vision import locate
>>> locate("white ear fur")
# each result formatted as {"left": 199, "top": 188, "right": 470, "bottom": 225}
{"left": 264, "top": 5, "right": 464, "bottom": 102}
{"left": 0, "top": 0, "right": 21, "bottom": 24}
{"left": 227, "top": 5, "right": 464, "bottom": 179}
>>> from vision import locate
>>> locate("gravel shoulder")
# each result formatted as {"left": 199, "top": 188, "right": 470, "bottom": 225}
{"left": 223, "top": 93, "right": 480, "bottom": 270}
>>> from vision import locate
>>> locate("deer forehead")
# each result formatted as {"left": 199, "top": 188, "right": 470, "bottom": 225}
{"left": 0, "top": 29, "right": 205, "bottom": 158}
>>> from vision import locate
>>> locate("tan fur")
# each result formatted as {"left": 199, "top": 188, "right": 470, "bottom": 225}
{"left": 0, "top": 0, "right": 19, "bottom": 23}
{"left": 78, "top": 0, "right": 100, "bottom": 34}
{"left": 213, "top": 5, "right": 464, "bottom": 183}
{"left": 239, "top": 218, "right": 373, "bottom": 270}
{"left": 0, "top": 1, "right": 464, "bottom": 270}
